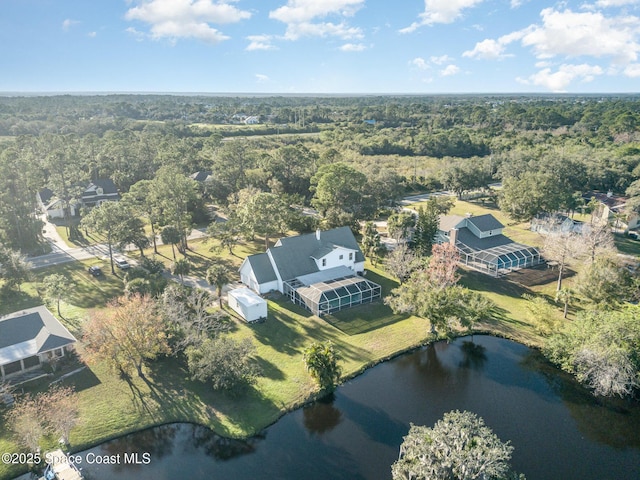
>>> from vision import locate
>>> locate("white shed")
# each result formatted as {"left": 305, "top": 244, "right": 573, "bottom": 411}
{"left": 227, "top": 287, "right": 267, "bottom": 323}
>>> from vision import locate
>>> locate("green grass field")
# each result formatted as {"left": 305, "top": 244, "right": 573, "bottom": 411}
{"left": 0, "top": 198, "right": 609, "bottom": 479}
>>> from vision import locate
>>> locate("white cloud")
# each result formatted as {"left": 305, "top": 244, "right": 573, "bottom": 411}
{"left": 595, "top": 0, "right": 640, "bottom": 7}
{"left": 62, "top": 19, "right": 79, "bottom": 31}
{"left": 430, "top": 54, "right": 452, "bottom": 65}
{"left": 440, "top": 64, "right": 461, "bottom": 76}
{"left": 520, "top": 8, "right": 640, "bottom": 64}
{"left": 270, "top": 0, "right": 364, "bottom": 40}
{"left": 88, "top": 31, "right": 97, "bottom": 38}
{"left": 400, "top": 0, "right": 485, "bottom": 33}
{"left": 463, "top": 31, "right": 522, "bottom": 59}
{"left": 125, "top": 0, "right": 251, "bottom": 44}
{"left": 282, "top": 21, "right": 363, "bottom": 40}
{"left": 518, "top": 63, "right": 603, "bottom": 92}
{"left": 467, "top": 7, "right": 640, "bottom": 89}
{"left": 410, "top": 57, "right": 430, "bottom": 70}
{"left": 246, "top": 35, "right": 277, "bottom": 51}
{"left": 339, "top": 43, "right": 367, "bottom": 52}
{"left": 624, "top": 63, "right": 640, "bottom": 76}
{"left": 463, "top": 39, "right": 506, "bottom": 60}
{"left": 126, "top": 27, "right": 146, "bottom": 41}
{"left": 255, "top": 74, "right": 270, "bottom": 83}
{"left": 270, "top": 0, "right": 364, "bottom": 23}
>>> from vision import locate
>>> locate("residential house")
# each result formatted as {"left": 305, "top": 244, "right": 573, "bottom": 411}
{"left": 436, "top": 213, "right": 542, "bottom": 276}
{"left": 38, "top": 179, "right": 119, "bottom": 219}
{"left": 37, "top": 188, "right": 77, "bottom": 219}
{"left": 584, "top": 191, "right": 640, "bottom": 231}
{"left": 80, "top": 179, "right": 120, "bottom": 208}
{"left": 244, "top": 116, "right": 260, "bottom": 125}
{"left": 0, "top": 306, "right": 77, "bottom": 381}
{"left": 240, "top": 226, "right": 381, "bottom": 316}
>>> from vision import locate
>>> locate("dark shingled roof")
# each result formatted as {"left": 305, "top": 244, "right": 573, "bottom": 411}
{"left": 269, "top": 226, "right": 365, "bottom": 282}
{"left": 466, "top": 214, "right": 504, "bottom": 233}
{"left": 246, "top": 253, "right": 277, "bottom": 284}
{"left": 83, "top": 178, "right": 118, "bottom": 196}
{"left": 190, "top": 171, "right": 213, "bottom": 182}
{"left": 0, "top": 306, "right": 77, "bottom": 365}
{"left": 38, "top": 188, "right": 55, "bottom": 205}
{"left": 456, "top": 228, "right": 513, "bottom": 251}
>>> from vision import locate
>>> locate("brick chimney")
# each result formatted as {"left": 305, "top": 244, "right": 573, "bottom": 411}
{"left": 449, "top": 228, "right": 458, "bottom": 245}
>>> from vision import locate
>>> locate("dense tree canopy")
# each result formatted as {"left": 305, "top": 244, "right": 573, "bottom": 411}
{"left": 392, "top": 411, "right": 519, "bottom": 480}
{"left": 544, "top": 306, "right": 640, "bottom": 397}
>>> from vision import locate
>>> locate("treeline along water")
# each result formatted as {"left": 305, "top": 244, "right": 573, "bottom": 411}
{"left": 17, "top": 336, "right": 640, "bottom": 480}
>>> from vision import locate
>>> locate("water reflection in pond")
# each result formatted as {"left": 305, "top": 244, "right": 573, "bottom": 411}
{"left": 16, "top": 336, "right": 639, "bottom": 480}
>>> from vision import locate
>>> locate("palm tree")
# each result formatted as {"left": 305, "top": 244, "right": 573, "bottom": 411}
{"left": 161, "top": 225, "right": 181, "bottom": 261}
{"left": 555, "top": 288, "right": 573, "bottom": 319}
{"left": 171, "top": 258, "right": 190, "bottom": 284}
{"left": 206, "top": 264, "right": 231, "bottom": 308}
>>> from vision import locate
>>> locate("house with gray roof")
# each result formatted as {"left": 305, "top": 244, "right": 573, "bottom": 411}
{"left": 240, "top": 227, "right": 381, "bottom": 315}
{"left": 37, "top": 178, "right": 119, "bottom": 219}
{"left": 0, "top": 306, "right": 77, "bottom": 381}
{"left": 436, "top": 214, "right": 542, "bottom": 277}
{"left": 80, "top": 178, "right": 120, "bottom": 208}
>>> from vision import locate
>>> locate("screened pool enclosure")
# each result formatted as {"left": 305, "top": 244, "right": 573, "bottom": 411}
{"left": 456, "top": 241, "right": 542, "bottom": 276}
{"left": 284, "top": 273, "right": 382, "bottom": 316}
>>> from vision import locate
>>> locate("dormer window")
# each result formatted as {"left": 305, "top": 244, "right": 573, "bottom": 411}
{"left": 349, "top": 252, "right": 353, "bottom": 260}
{"left": 322, "top": 259, "right": 326, "bottom": 267}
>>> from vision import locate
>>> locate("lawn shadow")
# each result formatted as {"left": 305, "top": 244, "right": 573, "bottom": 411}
{"left": 60, "top": 366, "right": 102, "bottom": 392}
{"left": 253, "top": 357, "right": 285, "bottom": 381}
{"left": 120, "top": 370, "right": 155, "bottom": 416}
{"left": 250, "top": 301, "right": 312, "bottom": 355}
{"left": 324, "top": 301, "right": 406, "bottom": 336}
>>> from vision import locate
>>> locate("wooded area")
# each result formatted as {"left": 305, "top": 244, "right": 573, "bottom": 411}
{"left": 0, "top": 93, "right": 639, "bottom": 255}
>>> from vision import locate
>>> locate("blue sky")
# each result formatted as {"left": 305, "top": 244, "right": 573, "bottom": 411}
{"left": 1, "top": 0, "right": 640, "bottom": 93}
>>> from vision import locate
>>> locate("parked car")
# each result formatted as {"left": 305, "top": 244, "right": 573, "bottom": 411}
{"left": 88, "top": 265, "right": 103, "bottom": 276}
{"left": 114, "top": 257, "right": 130, "bottom": 270}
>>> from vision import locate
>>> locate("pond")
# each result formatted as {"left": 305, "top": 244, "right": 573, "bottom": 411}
{"left": 18, "top": 336, "right": 640, "bottom": 479}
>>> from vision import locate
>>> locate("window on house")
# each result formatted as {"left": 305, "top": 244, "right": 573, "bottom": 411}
{"left": 322, "top": 259, "right": 326, "bottom": 267}
{"left": 349, "top": 252, "right": 353, "bottom": 260}
{"left": 339, "top": 254, "right": 343, "bottom": 260}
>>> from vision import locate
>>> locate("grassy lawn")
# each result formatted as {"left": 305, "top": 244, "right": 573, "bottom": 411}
{"left": 0, "top": 259, "right": 431, "bottom": 479}
{"left": 614, "top": 234, "right": 640, "bottom": 258}
{"left": 0, "top": 224, "right": 576, "bottom": 480}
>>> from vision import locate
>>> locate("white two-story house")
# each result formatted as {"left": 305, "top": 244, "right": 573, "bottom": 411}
{"left": 239, "top": 227, "right": 380, "bottom": 316}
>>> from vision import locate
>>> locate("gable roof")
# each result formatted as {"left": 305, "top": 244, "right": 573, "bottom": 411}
{"left": 466, "top": 214, "right": 504, "bottom": 232}
{"left": 82, "top": 179, "right": 118, "bottom": 197}
{"left": 456, "top": 227, "right": 513, "bottom": 251}
{"left": 246, "top": 253, "right": 277, "bottom": 284}
{"left": 38, "top": 188, "right": 55, "bottom": 205}
{"left": 583, "top": 191, "right": 628, "bottom": 211}
{"left": 190, "top": 171, "right": 213, "bottom": 182}
{"left": 439, "top": 215, "right": 465, "bottom": 232}
{"left": 269, "top": 226, "right": 365, "bottom": 281}
{"left": 0, "top": 306, "right": 76, "bottom": 365}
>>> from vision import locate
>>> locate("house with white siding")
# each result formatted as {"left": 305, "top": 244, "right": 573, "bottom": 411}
{"left": 239, "top": 227, "right": 380, "bottom": 316}
{"left": 0, "top": 306, "right": 77, "bottom": 381}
